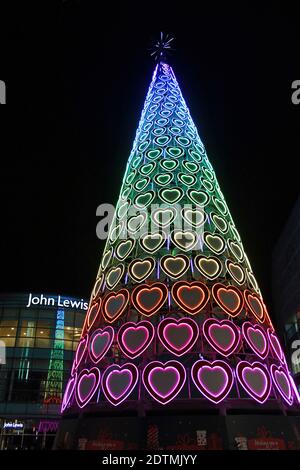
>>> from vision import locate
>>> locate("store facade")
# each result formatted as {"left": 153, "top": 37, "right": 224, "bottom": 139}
{"left": 0, "top": 293, "right": 87, "bottom": 449}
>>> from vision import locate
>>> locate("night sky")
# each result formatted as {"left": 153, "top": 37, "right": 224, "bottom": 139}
{"left": 1, "top": 3, "right": 300, "bottom": 319}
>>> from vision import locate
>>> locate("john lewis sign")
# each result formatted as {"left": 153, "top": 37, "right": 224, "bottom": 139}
{"left": 26, "top": 293, "right": 88, "bottom": 310}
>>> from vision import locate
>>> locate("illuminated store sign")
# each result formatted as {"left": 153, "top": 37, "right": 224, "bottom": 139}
{"left": 3, "top": 421, "right": 24, "bottom": 430}
{"left": 26, "top": 293, "right": 88, "bottom": 310}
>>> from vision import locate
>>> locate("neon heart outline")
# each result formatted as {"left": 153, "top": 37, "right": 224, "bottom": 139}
{"left": 106, "top": 264, "right": 125, "bottom": 290}
{"left": 61, "top": 374, "right": 77, "bottom": 413}
{"left": 236, "top": 361, "right": 271, "bottom": 404}
{"left": 142, "top": 360, "right": 186, "bottom": 405}
{"left": 158, "top": 187, "right": 184, "bottom": 204}
{"left": 117, "top": 320, "right": 155, "bottom": 359}
{"left": 226, "top": 260, "right": 245, "bottom": 285}
{"left": 115, "top": 239, "right": 135, "bottom": 261}
{"left": 172, "top": 281, "right": 210, "bottom": 315}
{"left": 134, "top": 190, "right": 155, "bottom": 209}
{"left": 154, "top": 173, "right": 174, "bottom": 186}
{"left": 75, "top": 367, "right": 101, "bottom": 409}
{"left": 73, "top": 334, "right": 88, "bottom": 371}
{"left": 182, "top": 160, "right": 200, "bottom": 174}
{"left": 191, "top": 359, "right": 234, "bottom": 404}
{"left": 101, "top": 363, "right": 139, "bottom": 406}
{"left": 159, "top": 159, "right": 179, "bottom": 171}
{"left": 244, "top": 290, "right": 265, "bottom": 323}
{"left": 86, "top": 300, "right": 101, "bottom": 331}
{"left": 139, "top": 232, "right": 166, "bottom": 254}
{"left": 101, "top": 248, "right": 113, "bottom": 270}
{"left": 160, "top": 254, "right": 190, "bottom": 279}
{"left": 267, "top": 329, "right": 284, "bottom": 363}
{"left": 157, "top": 317, "right": 199, "bottom": 356}
{"left": 131, "top": 282, "right": 168, "bottom": 317}
{"left": 91, "top": 275, "right": 104, "bottom": 300}
{"left": 242, "top": 322, "right": 269, "bottom": 359}
{"left": 181, "top": 207, "right": 207, "bottom": 227}
{"left": 89, "top": 326, "right": 114, "bottom": 364}
{"left": 210, "top": 212, "right": 228, "bottom": 233}
{"left": 102, "top": 289, "right": 130, "bottom": 323}
{"left": 109, "top": 222, "right": 123, "bottom": 243}
{"left": 228, "top": 239, "right": 244, "bottom": 261}
{"left": 203, "top": 232, "right": 225, "bottom": 255}
{"left": 212, "top": 283, "right": 244, "bottom": 317}
{"left": 127, "top": 212, "right": 147, "bottom": 234}
{"left": 212, "top": 196, "right": 228, "bottom": 215}
{"left": 128, "top": 257, "right": 156, "bottom": 283}
{"left": 194, "top": 255, "right": 222, "bottom": 280}
{"left": 134, "top": 176, "right": 150, "bottom": 192}
{"left": 203, "top": 318, "right": 240, "bottom": 357}
{"left": 270, "top": 364, "right": 293, "bottom": 405}
{"left": 178, "top": 172, "right": 196, "bottom": 186}
{"left": 186, "top": 189, "right": 210, "bottom": 206}
{"left": 170, "top": 229, "right": 198, "bottom": 251}
{"left": 139, "top": 161, "right": 156, "bottom": 175}
{"left": 152, "top": 207, "right": 177, "bottom": 228}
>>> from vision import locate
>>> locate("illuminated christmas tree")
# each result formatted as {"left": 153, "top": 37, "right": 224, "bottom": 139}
{"left": 61, "top": 38, "right": 299, "bottom": 434}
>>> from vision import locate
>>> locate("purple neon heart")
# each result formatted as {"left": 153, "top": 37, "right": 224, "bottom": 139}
{"left": 268, "top": 329, "right": 284, "bottom": 363}
{"left": 203, "top": 319, "right": 240, "bottom": 357}
{"left": 117, "top": 321, "right": 155, "bottom": 359}
{"left": 122, "top": 327, "right": 149, "bottom": 354}
{"left": 89, "top": 326, "right": 114, "bottom": 364}
{"left": 61, "top": 375, "right": 77, "bottom": 413}
{"left": 74, "top": 335, "right": 88, "bottom": 368}
{"left": 157, "top": 317, "right": 198, "bottom": 356}
{"left": 75, "top": 368, "right": 101, "bottom": 408}
{"left": 191, "top": 360, "right": 234, "bottom": 403}
{"left": 102, "top": 364, "right": 138, "bottom": 406}
{"left": 270, "top": 364, "right": 293, "bottom": 405}
{"left": 242, "top": 322, "right": 268, "bottom": 359}
{"left": 142, "top": 361, "right": 186, "bottom": 405}
{"left": 236, "top": 361, "right": 271, "bottom": 404}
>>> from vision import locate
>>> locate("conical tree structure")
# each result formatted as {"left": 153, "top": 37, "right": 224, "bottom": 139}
{"left": 62, "top": 62, "right": 299, "bottom": 417}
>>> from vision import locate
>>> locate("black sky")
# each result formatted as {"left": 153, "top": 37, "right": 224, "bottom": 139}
{"left": 1, "top": 2, "right": 300, "bottom": 316}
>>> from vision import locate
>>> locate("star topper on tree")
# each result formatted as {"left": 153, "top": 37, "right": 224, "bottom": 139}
{"left": 148, "top": 32, "right": 175, "bottom": 63}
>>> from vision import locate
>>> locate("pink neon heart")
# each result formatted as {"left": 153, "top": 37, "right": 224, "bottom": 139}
{"left": 102, "top": 364, "right": 138, "bottom": 406}
{"left": 157, "top": 317, "right": 198, "bottom": 356}
{"left": 203, "top": 319, "right": 240, "bottom": 357}
{"left": 74, "top": 335, "right": 88, "bottom": 369}
{"left": 142, "top": 361, "right": 186, "bottom": 404}
{"left": 270, "top": 364, "right": 293, "bottom": 405}
{"left": 75, "top": 368, "right": 101, "bottom": 408}
{"left": 242, "top": 322, "right": 268, "bottom": 359}
{"left": 89, "top": 326, "right": 114, "bottom": 364}
{"left": 61, "top": 375, "right": 77, "bottom": 412}
{"left": 117, "top": 321, "right": 155, "bottom": 359}
{"left": 236, "top": 361, "right": 271, "bottom": 404}
{"left": 191, "top": 360, "right": 234, "bottom": 403}
{"left": 268, "top": 329, "right": 284, "bottom": 363}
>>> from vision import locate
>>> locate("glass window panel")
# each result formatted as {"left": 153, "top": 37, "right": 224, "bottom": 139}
{"left": 35, "top": 337, "right": 53, "bottom": 349}
{"left": 0, "top": 309, "right": 19, "bottom": 319}
{"left": 0, "top": 326, "right": 17, "bottom": 338}
{"left": 36, "top": 319, "right": 53, "bottom": 329}
{"left": 16, "top": 337, "right": 35, "bottom": 348}
{"left": 64, "top": 340, "right": 73, "bottom": 351}
{"left": 74, "top": 312, "right": 85, "bottom": 328}
{"left": 38, "top": 310, "right": 56, "bottom": 320}
{"left": 0, "top": 320, "right": 18, "bottom": 328}
{"left": 0, "top": 336, "right": 16, "bottom": 347}
{"left": 64, "top": 311, "right": 74, "bottom": 326}
{"left": 36, "top": 328, "right": 52, "bottom": 339}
